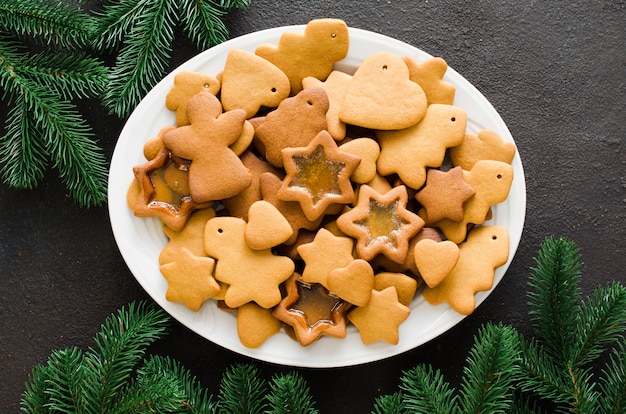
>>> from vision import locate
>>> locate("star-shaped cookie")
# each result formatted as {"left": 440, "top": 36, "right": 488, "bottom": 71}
{"left": 132, "top": 145, "right": 211, "bottom": 231}
{"left": 348, "top": 286, "right": 410, "bottom": 345}
{"left": 159, "top": 207, "right": 216, "bottom": 265}
{"left": 415, "top": 166, "right": 475, "bottom": 224}
{"left": 297, "top": 228, "right": 355, "bottom": 288}
{"left": 272, "top": 273, "right": 351, "bottom": 346}
{"left": 278, "top": 130, "right": 361, "bottom": 221}
{"left": 337, "top": 185, "right": 424, "bottom": 264}
{"left": 159, "top": 248, "right": 220, "bottom": 311}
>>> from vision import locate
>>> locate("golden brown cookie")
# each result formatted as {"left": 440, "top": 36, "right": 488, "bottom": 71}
{"left": 336, "top": 185, "right": 424, "bottom": 264}
{"left": 327, "top": 259, "right": 374, "bottom": 307}
{"left": 415, "top": 166, "right": 475, "bottom": 224}
{"left": 402, "top": 56, "right": 455, "bottom": 105}
{"left": 255, "top": 18, "right": 350, "bottom": 94}
{"left": 244, "top": 200, "right": 294, "bottom": 250}
{"left": 376, "top": 103, "right": 467, "bottom": 189}
{"left": 413, "top": 239, "right": 460, "bottom": 288}
{"left": 204, "top": 216, "right": 295, "bottom": 309}
{"left": 435, "top": 160, "right": 514, "bottom": 243}
{"left": 278, "top": 130, "right": 361, "bottom": 221}
{"left": 422, "top": 225, "right": 509, "bottom": 314}
{"left": 272, "top": 272, "right": 351, "bottom": 346}
{"left": 302, "top": 70, "right": 352, "bottom": 140}
{"left": 338, "top": 138, "right": 380, "bottom": 184}
{"left": 450, "top": 129, "right": 517, "bottom": 170}
{"left": 254, "top": 87, "right": 329, "bottom": 168}
{"left": 339, "top": 51, "right": 427, "bottom": 130}
{"left": 373, "top": 272, "right": 418, "bottom": 307}
{"left": 297, "top": 227, "right": 355, "bottom": 288}
{"left": 159, "top": 248, "right": 220, "bottom": 311}
{"left": 159, "top": 207, "right": 216, "bottom": 265}
{"left": 165, "top": 71, "right": 221, "bottom": 126}
{"left": 220, "top": 48, "right": 290, "bottom": 118}
{"left": 162, "top": 92, "right": 251, "bottom": 202}
{"left": 236, "top": 302, "right": 282, "bottom": 348}
{"left": 348, "top": 286, "right": 410, "bottom": 345}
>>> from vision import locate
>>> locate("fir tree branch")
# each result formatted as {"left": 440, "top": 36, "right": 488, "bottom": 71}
{"left": 41, "top": 347, "right": 84, "bottom": 413}
{"left": 100, "top": 0, "right": 177, "bottom": 118}
{"left": 598, "top": 340, "right": 626, "bottom": 414}
{"left": 21, "top": 364, "right": 51, "bottom": 412}
{"left": 17, "top": 52, "right": 108, "bottom": 100}
{"left": 217, "top": 363, "right": 268, "bottom": 414}
{"left": 572, "top": 281, "right": 626, "bottom": 367}
{"left": 371, "top": 391, "right": 406, "bottom": 414}
{"left": 267, "top": 371, "right": 318, "bottom": 414}
{"left": 399, "top": 364, "right": 458, "bottom": 413}
{"left": 458, "top": 322, "right": 520, "bottom": 414}
{"left": 91, "top": 0, "right": 155, "bottom": 52}
{"left": 80, "top": 301, "right": 171, "bottom": 413}
{"left": 0, "top": 0, "right": 97, "bottom": 49}
{"left": 527, "top": 236, "right": 582, "bottom": 364}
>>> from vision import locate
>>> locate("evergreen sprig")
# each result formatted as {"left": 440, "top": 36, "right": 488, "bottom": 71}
{"left": 0, "top": 3, "right": 109, "bottom": 207}
{"left": 93, "top": 0, "right": 251, "bottom": 118}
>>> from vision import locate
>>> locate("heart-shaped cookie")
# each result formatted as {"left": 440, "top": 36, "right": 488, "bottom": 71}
{"left": 327, "top": 259, "right": 374, "bottom": 307}
{"left": 339, "top": 51, "right": 427, "bottom": 130}
{"left": 413, "top": 239, "right": 460, "bottom": 287}
{"left": 244, "top": 200, "right": 293, "bottom": 250}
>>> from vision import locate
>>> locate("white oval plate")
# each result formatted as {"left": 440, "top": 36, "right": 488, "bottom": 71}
{"left": 108, "top": 25, "right": 526, "bottom": 368}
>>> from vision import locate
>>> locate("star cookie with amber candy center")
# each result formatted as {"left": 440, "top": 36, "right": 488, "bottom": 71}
{"left": 132, "top": 145, "right": 211, "bottom": 231}
{"left": 278, "top": 130, "right": 360, "bottom": 221}
{"left": 415, "top": 166, "right": 475, "bottom": 224}
{"left": 159, "top": 248, "right": 220, "bottom": 311}
{"left": 272, "top": 273, "right": 351, "bottom": 346}
{"left": 348, "top": 286, "right": 410, "bottom": 345}
{"left": 337, "top": 184, "right": 424, "bottom": 264}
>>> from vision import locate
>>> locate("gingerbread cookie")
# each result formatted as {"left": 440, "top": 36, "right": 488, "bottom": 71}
{"left": 422, "top": 225, "right": 509, "bottom": 314}
{"left": 302, "top": 70, "right": 352, "bottom": 140}
{"left": 435, "top": 160, "right": 514, "bottom": 243}
{"left": 415, "top": 166, "right": 475, "bottom": 224}
{"left": 337, "top": 185, "right": 424, "bottom": 263}
{"left": 348, "top": 286, "right": 410, "bottom": 345}
{"left": 402, "top": 56, "right": 455, "bottom": 105}
{"left": 162, "top": 92, "right": 251, "bottom": 202}
{"left": 165, "top": 71, "right": 221, "bottom": 126}
{"left": 376, "top": 103, "right": 467, "bottom": 189}
{"left": 278, "top": 130, "right": 361, "bottom": 221}
{"left": 204, "top": 216, "right": 295, "bottom": 309}
{"left": 339, "top": 51, "right": 427, "bottom": 130}
{"left": 220, "top": 48, "right": 290, "bottom": 118}
{"left": 450, "top": 129, "right": 517, "bottom": 170}
{"left": 297, "top": 227, "right": 355, "bottom": 288}
{"left": 237, "top": 302, "right": 282, "bottom": 348}
{"left": 256, "top": 18, "right": 349, "bottom": 94}
{"left": 254, "top": 87, "right": 329, "bottom": 168}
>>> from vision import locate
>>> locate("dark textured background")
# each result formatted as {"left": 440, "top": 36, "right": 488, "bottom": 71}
{"left": 1, "top": 1, "right": 624, "bottom": 412}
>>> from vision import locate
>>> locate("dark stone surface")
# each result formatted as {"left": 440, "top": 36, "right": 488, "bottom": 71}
{"left": 1, "top": 1, "right": 624, "bottom": 411}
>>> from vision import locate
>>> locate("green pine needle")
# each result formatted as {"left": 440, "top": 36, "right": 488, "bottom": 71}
{"left": 399, "top": 364, "right": 457, "bottom": 413}
{"left": 0, "top": 0, "right": 98, "bottom": 49}
{"left": 267, "top": 371, "right": 318, "bottom": 414}
{"left": 42, "top": 347, "right": 84, "bottom": 413}
{"left": 79, "top": 301, "right": 171, "bottom": 413}
{"left": 458, "top": 322, "right": 521, "bottom": 413}
{"left": 371, "top": 391, "right": 405, "bottom": 414}
{"left": 527, "top": 236, "right": 583, "bottom": 364}
{"left": 218, "top": 363, "right": 268, "bottom": 414}
{"left": 572, "top": 281, "right": 626, "bottom": 367}
{"left": 598, "top": 340, "right": 626, "bottom": 414}
{"left": 93, "top": 0, "right": 251, "bottom": 118}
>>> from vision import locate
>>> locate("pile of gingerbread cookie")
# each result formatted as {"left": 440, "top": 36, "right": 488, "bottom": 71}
{"left": 127, "top": 18, "right": 517, "bottom": 348}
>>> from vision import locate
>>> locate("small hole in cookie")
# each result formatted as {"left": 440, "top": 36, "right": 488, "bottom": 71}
{"left": 217, "top": 228, "right": 223, "bottom": 233}
{"left": 492, "top": 235, "right": 498, "bottom": 240}
{"left": 382, "top": 65, "right": 388, "bottom": 71}
{"left": 451, "top": 117, "right": 456, "bottom": 122}
{"left": 271, "top": 87, "right": 277, "bottom": 93}
{"left": 331, "top": 33, "right": 337, "bottom": 38}
{"left": 204, "top": 83, "right": 210, "bottom": 89}
{"left": 497, "top": 174, "right": 502, "bottom": 179}
{"left": 307, "top": 100, "right": 313, "bottom": 106}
